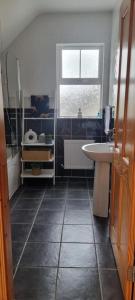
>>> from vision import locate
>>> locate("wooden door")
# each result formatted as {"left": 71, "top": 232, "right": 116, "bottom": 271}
{"left": 0, "top": 65, "right": 13, "bottom": 299}
{"left": 129, "top": 0, "right": 135, "bottom": 297}
{"left": 110, "top": 0, "right": 135, "bottom": 299}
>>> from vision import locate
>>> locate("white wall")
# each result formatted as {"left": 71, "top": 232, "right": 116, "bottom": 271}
{"left": 8, "top": 12, "right": 112, "bottom": 108}
{"left": 109, "top": 0, "right": 122, "bottom": 106}
{"left": 0, "top": 0, "right": 37, "bottom": 51}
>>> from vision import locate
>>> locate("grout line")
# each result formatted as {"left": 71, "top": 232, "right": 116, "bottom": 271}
{"left": 11, "top": 208, "right": 39, "bottom": 211}
{"left": 54, "top": 189, "right": 68, "bottom": 300}
{"left": 13, "top": 265, "right": 118, "bottom": 271}
{"left": 13, "top": 189, "right": 46, "bottom": 279}
{"left": 88, "top": 188, "right": 104, "bottom": 300}
{"left": 96, "top": 251, "right": 104, "bottom": 300}
{"left": 12, "top": 194, "right": 45, "bottom": 210}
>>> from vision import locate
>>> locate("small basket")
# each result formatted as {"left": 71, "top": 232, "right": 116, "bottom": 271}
{"left": 32, "top": 168, "right": 41, "bottom": 176}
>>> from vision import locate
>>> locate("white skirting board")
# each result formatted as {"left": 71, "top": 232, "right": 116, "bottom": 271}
{"left": 64, "top": 140, "right": 94, "bottom": 170}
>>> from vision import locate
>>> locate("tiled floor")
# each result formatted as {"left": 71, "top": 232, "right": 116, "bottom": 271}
{"left": 11, "top": 179, "right": 124, "bottom": 300}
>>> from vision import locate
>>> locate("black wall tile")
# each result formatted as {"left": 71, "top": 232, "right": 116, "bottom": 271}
{"left": 86, "top": 119, "right": 104, "bottom": 137}
{"left": 71, "top": 169, "right": 87, "bottom": 177}
{"left": 71, "top": 119, "right": 87, "bottom": 137}
{"left": 56, "top": 119, "right": 72, "bottom": 136}
{"left": 86, "top": 136, "right": 102, "bottom": 143}
{"left": 25, "top": 119, "right": 42, "bottom": 135}
{"left": 41, "top": 119, "right": 54, "bottom": 135}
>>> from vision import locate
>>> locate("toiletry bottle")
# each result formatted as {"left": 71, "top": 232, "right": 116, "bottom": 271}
{"left": 78, "top": 108, "right": 82, "bottom": 118}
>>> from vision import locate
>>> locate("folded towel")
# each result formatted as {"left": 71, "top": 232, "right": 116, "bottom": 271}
{"left": 104, "top": 106, "right": 111, "bottom": 135}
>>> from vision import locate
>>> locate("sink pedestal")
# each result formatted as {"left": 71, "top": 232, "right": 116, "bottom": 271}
{"left": 93, "top": 162, "right": 110, "bottom": 218}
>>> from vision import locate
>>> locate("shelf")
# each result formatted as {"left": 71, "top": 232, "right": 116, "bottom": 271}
{"left": 21, "top": 156, "right": 54, "bottom": 162}
{"left": 24, "top": 117, "right": 54, "bottom": 120}
{"left": 21, "top": 169, "right": 54, "bottom": 178}
{"left": 21, "top": 141, "right": 54, "bottom": 147}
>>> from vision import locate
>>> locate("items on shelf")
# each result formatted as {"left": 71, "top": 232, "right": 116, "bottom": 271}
{"left": 45, "top": 134, "right": 53, "bottom": 144}
{"left": 22, "top": 149, "right": 52, "bottom": 161}
{"left": 39, "top": 133, "right": 46, "bottom": 143}
{"left": 31, "top": 95, "right": 49, "bottom": 117}
{"left": 24, "top": 129, "right": 37, "bottom": 144}
{"left": 31, "top": 162, "right": 41, "bottom": 176}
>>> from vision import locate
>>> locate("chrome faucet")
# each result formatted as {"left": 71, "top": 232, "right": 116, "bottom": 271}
{"left": 107, "top": 128, "right": 115, "bottom": 142}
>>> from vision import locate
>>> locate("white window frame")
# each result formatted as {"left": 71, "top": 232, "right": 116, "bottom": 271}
{"left": 56, "top": 43, "right": 104, "bottom": 118}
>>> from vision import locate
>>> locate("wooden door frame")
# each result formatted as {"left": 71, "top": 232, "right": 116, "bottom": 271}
{"left": 0, "top": 64, "right": 13, "bottom": 300}
{"left": 110, "top": 0, "right": 135, "bottom": 299}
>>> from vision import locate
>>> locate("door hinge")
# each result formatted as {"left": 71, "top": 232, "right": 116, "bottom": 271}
{"left": 127, "top": 266, "right": 135, "bottom": 282}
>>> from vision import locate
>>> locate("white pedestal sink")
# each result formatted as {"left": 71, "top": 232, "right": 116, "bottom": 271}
{"left": 82, "top": 143, "right": 114, "bottom": 218}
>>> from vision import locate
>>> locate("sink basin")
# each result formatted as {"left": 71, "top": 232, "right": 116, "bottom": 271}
{"left": 82, "top": 143, "right": 114, "bottom": 163}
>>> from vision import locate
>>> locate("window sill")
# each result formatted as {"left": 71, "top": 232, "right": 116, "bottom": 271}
{"left": 57, "top": 116, "right": 102, "bottom": 119}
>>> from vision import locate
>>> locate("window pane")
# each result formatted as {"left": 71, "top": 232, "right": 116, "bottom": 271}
{"left": 60, "top": 85, "right": 101, "bottom": 117}
{"left": 81, "top": 50, "right": 99, "bottom": 78}
{"left": 62, "top": 50, "right": 80, "bottom": 78}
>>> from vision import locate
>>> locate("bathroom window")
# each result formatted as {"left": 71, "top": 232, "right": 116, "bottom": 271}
{"left": 56, "top": 44, "right": 104, "bottom": 118}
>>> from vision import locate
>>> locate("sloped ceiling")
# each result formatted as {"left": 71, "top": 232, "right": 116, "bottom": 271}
{"left": 0, "top": 0, "right": 117, "bottom": 51}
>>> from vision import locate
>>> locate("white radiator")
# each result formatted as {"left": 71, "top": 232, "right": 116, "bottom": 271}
{"left": 64, "top": 140, "right": 94, "bottom": 170}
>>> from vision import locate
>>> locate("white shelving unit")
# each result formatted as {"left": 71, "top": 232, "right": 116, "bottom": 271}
{"left": 21, "top": 96, "right": 56, "bottom": 185}
{"left": 21, "top": 169, "right": 54, "bottom": 178}
{"left": 21, "top": 141, "right": 54, "bottom": 147}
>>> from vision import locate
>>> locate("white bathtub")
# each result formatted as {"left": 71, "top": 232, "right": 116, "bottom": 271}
{"left": 7, "top": 151, "right": 20, "bottom": 199}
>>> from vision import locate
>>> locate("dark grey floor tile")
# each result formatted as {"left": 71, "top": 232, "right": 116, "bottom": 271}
{"left": 24, "top": 187, "right": 45, "bottom": 191}
{"left": 45, "top": 190, "right": 66, "bottom": 198}
{"left": 15, "top": 198, "right": 41, "bottom": 210}
{"left": 20, "top": 191, "right": 44, "bottom": 199}
{"left": 10, "top": 187, "right": 24, "bottom": 209}
{"left": 46, "top": 187, "right": 67, "bottom": 192}
{"left": 12, "top": 224, "right": 31, "bottom": 242}
{"left": 67, "top": 187, "right": 88, "bottom": 191}
{"left": 96, "top": 242, "right": 116, "bottom": 269}
{"left": 11, "top": 210, "right": 36, "bottom": 224}
{"left": 14, "top": 267, "right": 57, "bottom": 300}
{"left": 35, "top": 210, "right": 64, "bottom": 224}
{"left": 93, "top": 217, "right": 109, "bottom": 243}
{"left": 60, "top": 243, "right": 97, "bottom": 267}
{"left": 67, "top": 190, "right": 89, "bottom": 200}
{"left": 56, "top": 268, "right": 101, "bottom": 300}
{"left": 100, "top": 270, "right": 124, "bottom": 300}
{"left": 22, "top": 189, "right": 44, "bottom": 196}
{"left": 12, "top": 242, "right": 24, "bottom": 269}
{"left": 89, "top": 190, "right": 93, "bottom": 200}
{"left": 52, "top": 180, "right": 68, "bottom": 188}
{"left": 10, "top": 196, "right": 19, "bottom": 210}
{"left": 66, "top": 200, "right": 90, "bottom": 211}
{"left": 48, "top": 183, "right": 67, "bottom": 189}
{"left": 20, "top": 242, "right": 60, "bottom": 267}
{"left": 68, "top": 181, "right": 88, "bottom": 189}
{"left": 41, "top": 199, "right": 65, "bottom": 211}
{"left": 22, "top": 188, "right": 44, "bottom": 193}
{"left": 62, "top": 225, "right": 94, "bottom": 243}
{"left": 29, "top": 224, "right": 62, "bottom": 242}
{"left": 64, "top": 210, "right": 93, "bottom": 225}
{"left": 87, "top": 179, "right": 94, "bottom": 189}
